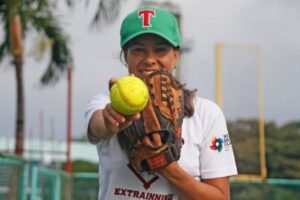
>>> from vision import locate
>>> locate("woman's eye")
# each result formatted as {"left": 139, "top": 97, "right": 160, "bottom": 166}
{"left": 131, "top": 47, "right": 144, "bottom": 52}
{"left": 135, "top": 48, "right": 144, "bottom": 52}
{"left": 155, "top": 46, "right": 169, "bottom": 53}
{"left": 156, "top": 48, "right": 165, "bottom": 52}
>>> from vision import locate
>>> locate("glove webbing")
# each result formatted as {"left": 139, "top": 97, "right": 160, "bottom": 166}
{"left": 141, "top": 139, "right": 181, "bottom": 172}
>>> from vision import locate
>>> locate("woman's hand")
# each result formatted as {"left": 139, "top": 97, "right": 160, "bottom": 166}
{"left": 102, "top": 103, "right": 140, "bottom": 135}
{"left": 88, "top": 76, "right": 141, "bottom": 140}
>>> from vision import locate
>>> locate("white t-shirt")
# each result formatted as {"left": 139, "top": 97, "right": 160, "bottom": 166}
{"left": 85, "top": 94, "right": 238, "bottom": 200}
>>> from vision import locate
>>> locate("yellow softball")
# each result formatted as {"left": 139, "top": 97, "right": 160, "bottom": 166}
{"left": 110, "top": 76, "right": 149, "bottom": 115}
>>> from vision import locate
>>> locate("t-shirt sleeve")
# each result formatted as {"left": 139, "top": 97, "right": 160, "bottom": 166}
{"left": 84, "top": 94, "right": 109, "bottom": 144}
{"left": 199, "top": 100, "right": 238, "bottom": 179}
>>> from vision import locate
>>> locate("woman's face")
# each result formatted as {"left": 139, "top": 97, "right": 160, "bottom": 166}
{"left": 124, "top": 34, "right": 180, "bottom": 78}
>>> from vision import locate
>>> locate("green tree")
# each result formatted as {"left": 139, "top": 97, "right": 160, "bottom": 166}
{"left": 266, "top": 121, "right": 300, "bottom": 178}
{"left": 229, "top": 119, "right": 300, "bottom": 178}
{"left": 228, "top": 119, "right": 261, "bottom": 174}
{"left": 61, "top": 160, "right": 98, "bottom": 172}
{"left": 0, "top": 0, "right": 72, "bottom": 156}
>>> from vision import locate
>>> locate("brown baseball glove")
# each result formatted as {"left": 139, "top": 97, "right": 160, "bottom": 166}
{"left": 118, "top": 70, "right": 185, "bottom": 173}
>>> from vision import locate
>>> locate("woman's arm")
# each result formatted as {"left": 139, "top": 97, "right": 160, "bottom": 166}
{"left": 88, "top": 103, "right": 140, "bottom": 140}
{"left": 159, "top": 162, "right": 231, "bottom": 200}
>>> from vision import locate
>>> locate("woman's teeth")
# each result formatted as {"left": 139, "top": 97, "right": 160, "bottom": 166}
{"left": 144, "top": 70, "right": 156, "bottom": 75}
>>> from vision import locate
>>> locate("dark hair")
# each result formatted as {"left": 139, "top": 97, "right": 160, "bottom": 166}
{"left": 183, "top": 88, "right": 197, "bottom": 117}
{"left": 119, "top": 50, "right": 126, "bottom": 66}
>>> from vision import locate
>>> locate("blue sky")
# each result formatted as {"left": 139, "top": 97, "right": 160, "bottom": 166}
{"left": 0, "top": 0, "right": 299, "bottom": 140}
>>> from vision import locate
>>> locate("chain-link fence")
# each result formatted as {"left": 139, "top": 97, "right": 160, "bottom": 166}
{"left": 0, "top": 156, "right": 98, "bottom": 200}
{"left": 72, "top": 173, "right": 98, "bottom": 200}
{"left": 1, "top": 155, "right": 300, "bottom": 200}
{"left": 0, "top": 156, "right": 28, "bottom": 200}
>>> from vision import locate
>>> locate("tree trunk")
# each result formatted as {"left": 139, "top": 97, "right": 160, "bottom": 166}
{"left": 10, "top": 15, "right": 24, "bottom": 156}
{"left": 14, "top": 60, "right": 24, "bottom": 156}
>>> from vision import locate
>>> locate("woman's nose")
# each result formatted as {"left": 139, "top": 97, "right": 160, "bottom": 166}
{"left": 143, "top": 51, "right": 157, "bottom": 66}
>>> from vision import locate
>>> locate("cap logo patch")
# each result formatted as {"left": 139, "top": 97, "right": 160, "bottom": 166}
{"left": 138, "top": 9, "right": 156, "bottom": 27}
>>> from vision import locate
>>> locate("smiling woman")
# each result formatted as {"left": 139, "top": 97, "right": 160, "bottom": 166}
{"left": 84, "top": 6, "right": 237, "bottom": 200}
{"left": 124, "top": 34, "right": 180, "bottom": 77}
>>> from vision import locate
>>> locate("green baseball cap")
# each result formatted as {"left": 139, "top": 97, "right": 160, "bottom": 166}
{"left": 120, "top": 6, "right": 181, "bottom": 48}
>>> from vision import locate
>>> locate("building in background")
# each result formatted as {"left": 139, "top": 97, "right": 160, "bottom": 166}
{"left": 0, "top": 137, "right": 98, "bottom": 166}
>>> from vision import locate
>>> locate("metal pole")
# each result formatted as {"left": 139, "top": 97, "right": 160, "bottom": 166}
{"left": 40, "top": 110, "right": 44, "bottom": 164}
{"left": 65, "top": 66, "right": 72, "bottom": 172}
{"left": 51, "top": 117, "right": 55, "bottom": 165}
{"left": 258, "top": 47, "right": 267, "bottom": 179}
{"left": 215, "top": 43, "right": 223, "bottom": 108}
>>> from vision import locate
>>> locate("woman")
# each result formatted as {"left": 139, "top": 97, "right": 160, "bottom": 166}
{"left": 85, "top": 6, "right": 237, "bottom": 200}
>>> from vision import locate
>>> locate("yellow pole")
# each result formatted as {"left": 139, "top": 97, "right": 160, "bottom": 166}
{"left": 216, "top": 43, "right": 268, "bottom": 180}
{"left": 258, "top": 47, "right": 267, "bottom": 179}
{"left": 215, "top": 43, "right": 223, "bottom": 108}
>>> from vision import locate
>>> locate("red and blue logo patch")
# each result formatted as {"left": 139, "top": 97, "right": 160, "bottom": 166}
{"left": 210, "top": 136, "right": 224, "bottom": 152}
{"left": 210, "top": 134, "right": 231, "bottom": 152}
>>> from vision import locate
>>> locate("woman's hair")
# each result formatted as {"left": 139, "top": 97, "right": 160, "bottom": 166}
{"left": 183, "top": 88, "right": 197, "bottom": 117}
{"left": 119, "top": 50, "right": 126, "bottom": 66}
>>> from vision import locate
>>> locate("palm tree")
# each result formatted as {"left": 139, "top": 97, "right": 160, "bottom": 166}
{"left": 0, "top": 0, "right": 72, "bottom": 156}
{"left": 87, "top": 0, "right": 122, "bottom": 28}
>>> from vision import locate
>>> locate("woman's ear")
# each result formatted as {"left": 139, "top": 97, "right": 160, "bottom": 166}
{"left": 174, "top": 48, "right": 181, "bottom": 64}
{"left": 123, "top": 49, "right": 128, "bottom": 63}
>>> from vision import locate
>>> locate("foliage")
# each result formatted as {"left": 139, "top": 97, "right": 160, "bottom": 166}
{"left": 228, "top": 119, "right": 300, "bottom": 178}
{"left": 86, "top": 0, "right": 122, "bottom": 29}
{"left": 61, "top": 159, "right": 98, "bottom": 172}
{"left": 228, "top": 119, "right": 261, "bottom": 174}
{"left": 266, "top": 121, "right": 300, "bottom": 178}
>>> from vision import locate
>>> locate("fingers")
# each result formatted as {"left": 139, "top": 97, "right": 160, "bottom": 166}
{"left": 119, "top": 112, "right": 141, "bottom": 130}
{"left": 108, "top": 77, "right": 117, "bottom": 90}
{"left": 103, "top": 104, "right": 141, "bottom": 132}
{"left": 142, "top": 133, "right": 162, "bottom": 147}
{"left": 127, "top": 112, "right": 141, "bottom": 121}
{"left": 152, "top": 133, "right": 163, "bottom": 146}
{"left": 142, "top": 136, "right": 152, "bottom": 147}
{"left": 103, "top": 104, "right": 125, "bottom": 129}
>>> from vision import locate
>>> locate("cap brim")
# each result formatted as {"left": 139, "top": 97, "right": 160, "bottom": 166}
{"left": 121, "top": 30, "right": 180, "bottom": 48}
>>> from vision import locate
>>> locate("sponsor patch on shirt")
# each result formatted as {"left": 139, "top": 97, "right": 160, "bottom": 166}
{"left": 210, "top": 134, "right": 231, "bottom": 152}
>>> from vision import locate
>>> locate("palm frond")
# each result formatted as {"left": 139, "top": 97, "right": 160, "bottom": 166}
{"left": 0, "top": 18, "right": 10, "bottom": 63}
{"left": 5, "top": 0, "right": 21, "bottom": 18}
{"left": 90, "top": 0, "right": 121, "bottom": 29}
{"left": 65, "top": 0, "right": 74, "bottom": 7}
{"left": 23, "top": 0, "right": 53, "bottom": 11}
{"left": 28, "top": 36, "right": 53, "bottom": 61}
{"left": 0, "top": 2, "right": 6, "bottom": 14}
{"left": 29, "top": 12, "right": 72, "bottom": 85}
{"left": 0, "top": 40, "right": 9, "bottom": 62}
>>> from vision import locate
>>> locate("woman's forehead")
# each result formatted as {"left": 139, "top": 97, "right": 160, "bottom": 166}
{"left": 129, "top": 34, "right": 171, "bottom": 46}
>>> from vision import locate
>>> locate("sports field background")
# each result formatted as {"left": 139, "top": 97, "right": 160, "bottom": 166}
{"left": 1, "top": 0, "right": 300, "bottom": 199}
